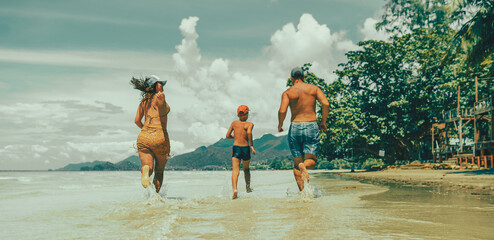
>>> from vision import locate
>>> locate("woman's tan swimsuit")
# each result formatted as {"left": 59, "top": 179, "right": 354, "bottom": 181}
{"left": 136, "top": 96, "right": 170, "bottom": 156}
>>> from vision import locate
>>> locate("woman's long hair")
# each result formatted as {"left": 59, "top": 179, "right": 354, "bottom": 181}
{"left": 130, "top": 76, "right": 157, "bottom": 103}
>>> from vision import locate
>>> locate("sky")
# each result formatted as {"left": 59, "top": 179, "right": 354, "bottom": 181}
{"left": 0, "top": 0, "right": 390, "bottom": 170}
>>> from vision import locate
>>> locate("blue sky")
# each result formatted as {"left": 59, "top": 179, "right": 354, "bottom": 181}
{"left": 0, "top": 0, "right": 388, "bottom": 170}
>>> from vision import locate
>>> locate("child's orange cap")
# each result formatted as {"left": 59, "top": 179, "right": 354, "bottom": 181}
{"left": 237, "top": 105, "right": 249, "bottom": 115}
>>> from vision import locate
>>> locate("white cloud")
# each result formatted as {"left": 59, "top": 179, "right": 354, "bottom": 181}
{"left": 0, "top": 48, "right": 174, "bottom": 71}
{"left": 170, "top": 140, "right": 193, "bottom": 156}
{"left": 67, "top": 141, "right": 135, "bottom": 154}
{"left": 187, "top": 122, "right": 229, "bottom": 143}
{"left": 32, "top": 145, "right": 49, "bottom": 153}
{"left": 265, "top": 13, "right": 358, "bottom": 80}
{"left": 359, "top": 18, "right": 391, "bottom": 41}
{"left": 0, "top": 8, "right": 147, "bottom": 26}
{"left": 172, "top": 16, "right": 201, "bottom": 76}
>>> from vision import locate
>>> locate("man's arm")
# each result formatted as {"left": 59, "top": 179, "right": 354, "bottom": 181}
{"left": 134, "top": 103, "right": 144, "bottom": 129}
{"left": 226, "top": 123, "right": 234, "bottom": 139}
{"left": 316, "top": 87, "right": 329, "bottom": 131}
{"left": 278, "top": 91, "right": 289, "bottom": 132}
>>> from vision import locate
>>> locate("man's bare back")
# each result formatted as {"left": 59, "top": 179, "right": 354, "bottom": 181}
{"left": 278, "top": 81, "right": 329, "bottom": 132}
{"left": 284, "top": 82, "right": 319, "bottom": 123}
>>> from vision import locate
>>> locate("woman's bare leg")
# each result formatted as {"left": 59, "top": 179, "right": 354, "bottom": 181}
{"left": 139, "top": 151, "right": 154, "bottom": 188}
{"left": 153, "top": 153, "right": 168, "bottom": 193}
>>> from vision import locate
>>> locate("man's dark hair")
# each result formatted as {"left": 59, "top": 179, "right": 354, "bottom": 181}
{"left": 290, "top": 67, "right": 304, "bottom": 80}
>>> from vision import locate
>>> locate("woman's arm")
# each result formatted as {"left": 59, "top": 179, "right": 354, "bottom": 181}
{"left": 156, "top": 93, "right": 169, "bottom": 131}
{"left": 134, "top": 103, "right": 144, "bottom": 129}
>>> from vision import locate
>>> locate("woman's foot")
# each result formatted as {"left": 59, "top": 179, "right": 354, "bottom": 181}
{"left": 141, "top": 165, "right": 150, "bottom": 188}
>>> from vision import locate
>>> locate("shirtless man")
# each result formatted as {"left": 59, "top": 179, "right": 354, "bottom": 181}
{"left": 226, "top": 105, "right": 256, "bottom": 199}
{"left": 278, "top": 67, "right": 329, "bottom": 191}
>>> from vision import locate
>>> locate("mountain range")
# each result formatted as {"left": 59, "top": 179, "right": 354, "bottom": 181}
{"left": 56, "top": 133, "right": 291, "bottom": 171}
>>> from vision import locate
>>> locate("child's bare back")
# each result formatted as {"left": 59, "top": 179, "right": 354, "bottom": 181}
{"left": 229, "top": 120, "right": 253, "bottom": 146}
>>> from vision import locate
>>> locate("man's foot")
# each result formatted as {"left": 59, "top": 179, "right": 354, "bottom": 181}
{"left": 141, "top": 165, "right": 150, "bottom": 188}
{"left": 232, "top": 190, "right": 238, "bottom": 199}
{"left": 298, "top": 162, "right": 309, "bottom": 183}
{"left": 246, "top": 185, "right": 253, "bottom": 193}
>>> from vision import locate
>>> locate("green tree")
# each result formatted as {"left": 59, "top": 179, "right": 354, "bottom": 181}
{"left": 377, "top": 0, "right": 455, "bottom": 34}
{"left": 335, "top": 29, "right": 461, "bottom": 163}
{"left": 450, "top": 0, "right": 494, "bottom": 66}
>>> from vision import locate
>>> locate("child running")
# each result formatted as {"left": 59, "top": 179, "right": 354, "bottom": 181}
{"left": 226, "top": 105, "right": 256, "bottom": 199}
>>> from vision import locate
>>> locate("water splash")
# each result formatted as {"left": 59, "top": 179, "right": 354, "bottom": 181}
{"left": 144, "top": 184, "right": 165, "bottom": 205}
{"left": 299, "top": 181, "right": 315, "bottom": 202}
{"left": 299, "top": 179, "right": 323, "bottom": 201}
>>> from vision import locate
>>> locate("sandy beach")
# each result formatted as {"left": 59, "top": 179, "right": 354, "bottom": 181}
{"left": 336, "top": 168, "right": 494, "bottom": 196}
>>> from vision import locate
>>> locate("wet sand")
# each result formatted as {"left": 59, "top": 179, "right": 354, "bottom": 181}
{"left": 336, "top": 168, "right": 494, "bottom": 196}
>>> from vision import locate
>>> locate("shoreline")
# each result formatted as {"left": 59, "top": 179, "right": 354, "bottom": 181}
{"left": 334, "top": 168, "right": 494, "bottom": 196}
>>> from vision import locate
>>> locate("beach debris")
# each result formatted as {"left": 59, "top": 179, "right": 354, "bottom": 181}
{"left": 432, "top": 163, "right": 453, "bottom": 170}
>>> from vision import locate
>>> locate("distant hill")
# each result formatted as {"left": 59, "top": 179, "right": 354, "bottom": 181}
{"left": 167, "top": 133, "right": 291, "bottom": 170}
{"left": 57, "top": 134, "right": 291, "bottom": 171}
{"left": 57, "top": 156, "right": 141, "bottom": 171}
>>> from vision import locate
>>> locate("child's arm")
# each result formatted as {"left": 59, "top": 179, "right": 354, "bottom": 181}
{"left": 226, "top": 123, "right": 234, "bottom": 139}
{"left": 247, "top": 123, "right": 256, "bottom": 154}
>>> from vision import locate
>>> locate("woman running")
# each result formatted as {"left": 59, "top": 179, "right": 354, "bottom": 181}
{"left": 131, "top": 75, "right": 170, "bottom": 193}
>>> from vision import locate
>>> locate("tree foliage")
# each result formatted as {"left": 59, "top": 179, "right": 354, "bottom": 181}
{"left": 450, "top": 0, "right": 494, "bottom": 66}
{"left": 377, "top": 0, "right": 455, "bottom": 33}
{"left": 333, "top": 29, "right": 465, "bottom": 163}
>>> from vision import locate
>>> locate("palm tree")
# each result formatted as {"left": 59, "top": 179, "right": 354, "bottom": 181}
{"left": 452, "top": 0, "right": 494, "bottom": 66}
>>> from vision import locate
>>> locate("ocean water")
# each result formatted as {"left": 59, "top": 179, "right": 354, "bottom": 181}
{"left": 1, "top": 170, "right": 493, "bottom": 240}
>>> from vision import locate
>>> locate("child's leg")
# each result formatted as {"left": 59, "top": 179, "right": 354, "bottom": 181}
{"left": 231, "top": 157, "right": 240, "bottom": 199}
{"left": 243, "top": 160, "right": 252, "bottom": 192}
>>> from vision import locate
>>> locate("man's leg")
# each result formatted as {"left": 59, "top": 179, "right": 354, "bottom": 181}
{"left": 243, "top": 160, "right": 252, "bottom": 192}
{"left": 153, "top": 153, "right": 168, "bottom": 193}
{"left": 293, "top": 156, "right": 305, "bottom": 191}
{"left": 231, "top": 157, "right": 240, "bottom": 199}
{"left": 138, "top": 151, "right": 154, "bottom": 188}
{"left": 298, "top": 153, "right": 317, "bottom": 183}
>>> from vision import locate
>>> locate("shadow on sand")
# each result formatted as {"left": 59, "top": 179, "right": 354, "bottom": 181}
{"left": 446, "top": 168, "right": 494, "bottom": 176}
